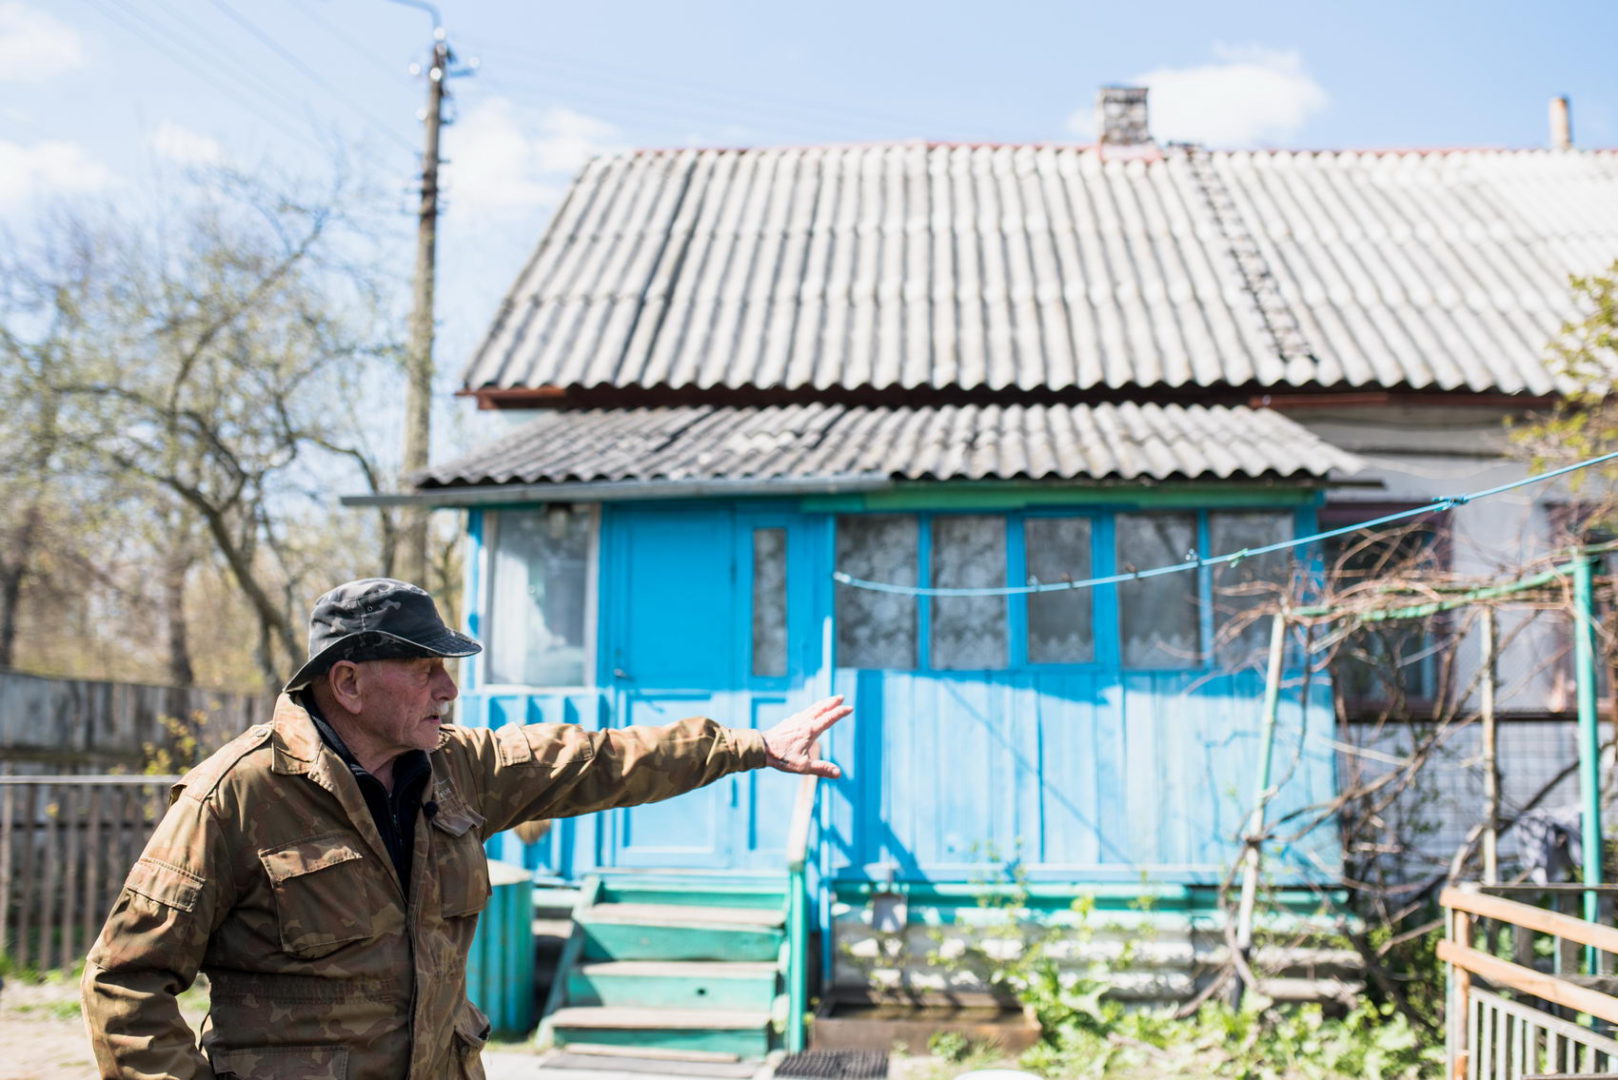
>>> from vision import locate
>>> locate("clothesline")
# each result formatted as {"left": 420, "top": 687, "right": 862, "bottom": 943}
{"left": 832, "top": 450, "right": 1618, "bottom": 599}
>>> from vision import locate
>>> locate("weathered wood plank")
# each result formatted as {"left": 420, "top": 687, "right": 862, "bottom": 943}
{"left": 83, "top": 784, "right": 102, "bottom": 955}
{"left": 61, "top": 784, "right": 82, "bottom": 968}
{"left": 41, "top": 785, "right": 64, "bottom": 969}
{"left": 0, "top": 765, "right": 13, "bottom": 964}
{"left": 16, "top": 783, "right": 38, "bottom": 971}
{"left": 1443, "top": 888, "right": 1618, "bottom": 959}
{"left": 1439, "top": 940, "right": 1618, "bottom": 1026}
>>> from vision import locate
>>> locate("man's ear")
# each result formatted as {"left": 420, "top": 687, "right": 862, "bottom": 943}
{"left": 328, "top": 661, "right": 364, "bottom": 714}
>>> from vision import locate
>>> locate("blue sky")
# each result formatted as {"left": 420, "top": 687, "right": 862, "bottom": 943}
{"left": 4, "top": 0, "right": 1616, "bottom": 436}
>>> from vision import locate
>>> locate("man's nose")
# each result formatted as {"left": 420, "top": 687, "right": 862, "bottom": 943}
{"left": 434, "top": 665, "right": 459, "bottom": 702}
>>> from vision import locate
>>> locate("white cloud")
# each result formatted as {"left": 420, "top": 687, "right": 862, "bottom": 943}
{"left": 446, "top": 99, "right": 623, "bottom": 219}
{"left": 0, "top": 3, "right": 85, "bottom": 83}
{"left": 149, "top": 122, "right": 224, "bottom": 166}
{"left": 0, "top": 138, "right": 112, "bottom": 210}
{"left": 1071, "top": 44, "right": 1327, "bottom": 147}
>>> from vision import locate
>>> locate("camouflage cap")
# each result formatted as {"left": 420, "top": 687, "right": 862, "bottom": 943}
{"left": 284, "top": 578, "right": 481, "bottom": 692}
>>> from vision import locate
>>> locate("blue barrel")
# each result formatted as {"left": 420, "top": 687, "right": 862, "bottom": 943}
{"left": 467, "top": 859, "right": 537, "bottom": 1037}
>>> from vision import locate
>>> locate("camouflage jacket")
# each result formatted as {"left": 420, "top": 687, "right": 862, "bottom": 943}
{"left": 82, "top": 695, "right": 766, "bottom": 1080}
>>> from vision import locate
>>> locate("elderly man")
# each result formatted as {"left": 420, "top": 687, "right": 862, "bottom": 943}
{"left": 82, "top": 579, "right": 849, "bottom": 1079}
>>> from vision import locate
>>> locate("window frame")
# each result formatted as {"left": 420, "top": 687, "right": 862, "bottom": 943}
{"left": 741, "top": 513, "right": 800, "bottom": 689}
{"left": 832, "top": 504, "right": 1310, "bottom": 675}
{"left": 476, "top": 503, "right": 601, "bottom": 692}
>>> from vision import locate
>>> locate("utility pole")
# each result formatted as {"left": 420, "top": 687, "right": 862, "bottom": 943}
{"left": 395, "top": 3, "right": 466, "bottom": 586}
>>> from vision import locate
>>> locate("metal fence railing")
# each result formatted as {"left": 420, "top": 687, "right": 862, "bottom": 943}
{"left": 0, "top": 774, "right": 180, "bottom": 972}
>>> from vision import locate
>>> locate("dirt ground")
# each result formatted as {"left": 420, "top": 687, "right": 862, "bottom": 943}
{"left": 0, "top": 975, "right": 209, "bottom": 1080}
{"left": 1, "top": 979, "right": 987, "bottom": 1080}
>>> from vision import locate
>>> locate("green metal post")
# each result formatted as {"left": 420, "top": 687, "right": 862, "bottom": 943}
{"left": 1573, "top": 552, "right": 1604, "bottom": 929}
{"left": 787, "top": 859, "right": 808, "bottom": 1053}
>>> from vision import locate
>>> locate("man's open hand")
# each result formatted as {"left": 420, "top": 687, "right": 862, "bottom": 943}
{"left": 761, "top": 696, "right": 850, "bottom": 778}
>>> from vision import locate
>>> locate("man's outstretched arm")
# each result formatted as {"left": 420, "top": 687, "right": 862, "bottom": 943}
{"left": 468, "top": 696, "right": 852, "bottom": 834}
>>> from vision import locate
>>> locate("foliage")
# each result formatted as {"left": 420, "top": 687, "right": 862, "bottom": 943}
{"left": 1014, "top": 979, "right": 1434, "bottom": 1080}
{"left": 141, "top": 709, "right": 225, "bottom": 775}
{"left": 1516, "top": 261, "right": 1618, "bottom": 468}
{"left": 924, "top": 879, "right": 1442, "bottom": 1080}
{"left": 0, "top": 165, "right": 461, "bottom": 691}
{"left": 927, "top": 1030, "right": 973, "bottom": 1063}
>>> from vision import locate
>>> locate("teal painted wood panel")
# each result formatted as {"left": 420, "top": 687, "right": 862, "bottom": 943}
{"left": 466, "top": 871, "right": 536, "bottom": 1037}
{"left": 581, "top": 922, "right": 784, "bottom": 963}
{"left": 459, "top": 498, "right": 1340, "bottom": 887}
{"left": 821, "top": 667, "right": 1337, "bottom": 884}
{"left": 598, "top": 881, "right": 786, "bottom": 909}
{"left": 567, "top": 967, "right": 778, "bottom": 1011}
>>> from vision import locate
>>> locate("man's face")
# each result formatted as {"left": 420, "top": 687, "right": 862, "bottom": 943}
{"left": 353, "top": 656, "right": 459, "bottom": 755}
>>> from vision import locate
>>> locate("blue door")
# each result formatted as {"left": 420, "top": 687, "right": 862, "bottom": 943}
{"left": 599, "top": 504, "right": 824, "bottom": 871}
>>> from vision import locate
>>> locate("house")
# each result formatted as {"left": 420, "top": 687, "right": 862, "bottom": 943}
{"left": 391, "top": 90, "right": 1618, "bottom": 1050}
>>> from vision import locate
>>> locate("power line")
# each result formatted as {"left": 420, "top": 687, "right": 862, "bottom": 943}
{"left": 464, "top": 55, "right": 913, "bottom": 149}
{"left": 208, "top": 0, "right": 419, "bottom": 156}
{"left": 464, "top": 40, "right": 940, "bottom": 136}
{"left": 463, "top": 70, "right": 868, "bottom": 147}
{"left": 289, "top": 0, "right": 406, "bottom": 82}
{"left": 76, "top": 0, "right": 324, "bottom": 153}
{"left": 834, "top": 450, "right": 1618, "bottom": 598}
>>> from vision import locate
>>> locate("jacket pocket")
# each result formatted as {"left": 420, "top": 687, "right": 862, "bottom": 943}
{"left": 211, "top": 1044, "right": 349, "bottom": 1079}
{"left": 453, "top": 1001, "right": 491, "bottom": 1080}
{"left": 259, "top": 833, "right": 375, "bottom": 959}
{"left": 431, "top": 803, "right": 491, "bottom": 919}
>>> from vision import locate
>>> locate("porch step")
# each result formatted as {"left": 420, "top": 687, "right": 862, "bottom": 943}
{"left": 542, "top": 875, "right": 794, "bottom": 1060}
{"left": 548, "top": 1005, "right": 774, "bottom": 1059}
{"left": 551, "top": 1006, "right": 771, "bottom": 1029}
{"left": 597, "top": 879, "right": 786, "bottom": 911}
{"left": 570, "top": 961, "right": 779, "bottom": 1011}
{"left": 581, "top": 902, "right": 785, "bottom": 963}
{"left": 585, "top": 903, "right": 784, "bottom": 928}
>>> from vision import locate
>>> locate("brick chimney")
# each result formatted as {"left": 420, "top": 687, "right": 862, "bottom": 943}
{"left": 1096, "top": 86, "right": 1151, "bottom": 148}
{"left": 1550, "top": 95, "right": 1573, "bottom": 150}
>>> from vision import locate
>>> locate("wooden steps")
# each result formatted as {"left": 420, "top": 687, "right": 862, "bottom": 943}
{"left": 541, "top": 876, "right": 790, "bottom": 1060}
{"left": 571, "top": 960, "right": 779, "bottom": 1012}
{"left": 551, "top": 1006, "right": 771, "bottom": 1029}
{"left": 584, "top": 903, "right": 785, "bottom": 928}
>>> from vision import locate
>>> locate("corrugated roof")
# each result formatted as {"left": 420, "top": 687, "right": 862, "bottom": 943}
{"left": 421, "top": 402, "right": 1361, "bottom": 489}
{"left": 464, "top": 144, "right": 1618, "bottom": 397}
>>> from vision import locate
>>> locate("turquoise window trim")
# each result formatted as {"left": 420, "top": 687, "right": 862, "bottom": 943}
{"left": 803, "top": 484, "right": 1322, "bottom": 514}
{"left": 464, "top": 508, "right": 484, "bottom": 694}
{"left": 1006, "top": 515, "right": 1029, "bottom": 668}
{"left": 915, "top": 515, "right": 933, "bottom": 672}
{"left": 831, "top": 501, "right": 1319, "bottom": 676}
{"left": 1094, "top": 513, "right": 1122, "bottom": 670}
{"left": 1196, "top": 511, "right": 1215, "bottom": 668}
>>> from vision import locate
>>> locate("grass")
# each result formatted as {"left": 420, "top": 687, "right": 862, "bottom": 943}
{"left": 11, "top": 999, "right": 85, "bottom": 1022}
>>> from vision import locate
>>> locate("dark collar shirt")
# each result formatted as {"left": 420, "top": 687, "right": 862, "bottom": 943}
{"left": 299, "top": 693, "right": 432, "bottom": 891}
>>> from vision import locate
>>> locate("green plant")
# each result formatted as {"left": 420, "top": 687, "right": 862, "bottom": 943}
{"left": 143, "top": 709, "right": 214, "bottom": 775}
{"left": 928, "top": 1030, "right": 972, "bottom": 1063}
{"left": 920, "top": 870, "right": 1442, "bottom": 1079}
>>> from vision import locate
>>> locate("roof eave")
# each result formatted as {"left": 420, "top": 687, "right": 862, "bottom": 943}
{"left": 341, "top": 471, "right": 1373, "bottom": 509}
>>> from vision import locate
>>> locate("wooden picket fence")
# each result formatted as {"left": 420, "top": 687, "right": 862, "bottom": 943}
{"left": 1442, "top": 884, "right": 1618, "bottom": 1080}
{"left": 0, "top": 774, "right": 180, "bottom": 973}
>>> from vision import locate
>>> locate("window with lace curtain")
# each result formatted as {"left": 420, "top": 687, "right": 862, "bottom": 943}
{"left": 484, "top": 506, "right": 594, "bottom": 687}
{"left": 833, "top": 507, "right": 1300, "bottom": 673}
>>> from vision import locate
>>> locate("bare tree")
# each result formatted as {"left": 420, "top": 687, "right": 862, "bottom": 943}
{"left": 1, "top": 169, "right": 407, "bottom": 689}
